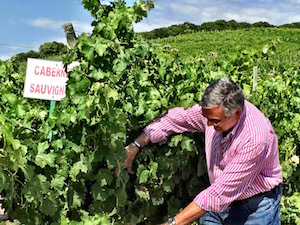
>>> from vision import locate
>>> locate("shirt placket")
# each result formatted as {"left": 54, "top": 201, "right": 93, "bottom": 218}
{"left": 214, "top": 135, "right": 231, "bottom": 176}
{"left": 212, "top": 135, "right": 223, "bottom": 178}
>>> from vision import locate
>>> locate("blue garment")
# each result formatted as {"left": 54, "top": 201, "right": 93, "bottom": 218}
{"left": 199, "top": 185, "right": 281, "bottom": 225}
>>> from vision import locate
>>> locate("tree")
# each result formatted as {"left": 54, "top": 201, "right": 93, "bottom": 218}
{"left": 39, "top": 41, "right": 67, "bottom": 57}
{"left": 252, "top": 21, "right": 274, "bottom": 28}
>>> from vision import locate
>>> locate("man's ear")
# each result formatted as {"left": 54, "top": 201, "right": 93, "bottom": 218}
{"left": 235, "top": 108, "right": 242, "bottom": 120}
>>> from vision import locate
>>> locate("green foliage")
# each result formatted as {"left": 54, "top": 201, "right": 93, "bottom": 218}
{"left": 249, "top": 68, "right": 300, "bottom": 224}
{"left": 279, "top": 22, "right": 300, "bottom": 29}
{"left": 39, "top": 42, "right": 67, "bottom": 58}
{"left": 140, "top": 19, "right": 299, "bottom": 39}
{"left": 0, "top": 1, "right": 299, "bottom": 225}
{"left": 151, "top": 28, "right": 300, "bottom": 69}
{"left": 0, "top": 1, "right": 208, "bottom": 224}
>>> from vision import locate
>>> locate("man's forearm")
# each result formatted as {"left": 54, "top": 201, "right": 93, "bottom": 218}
{"left": 135, "top": 131, "right": 150, "bottom": 149}
{"left": 163, "top": 201, "right": 206, "bottom": 225}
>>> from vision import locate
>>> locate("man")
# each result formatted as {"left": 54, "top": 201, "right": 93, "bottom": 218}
{"left": 123, "top": 77, "right": 282, "bottom": 225}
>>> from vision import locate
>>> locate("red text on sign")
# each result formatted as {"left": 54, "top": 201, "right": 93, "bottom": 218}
{"left": 34, "top": 66, "right": 67, "bottom": 77}
{"left": 29, "top": 84, "right": 65, "bottom": 96}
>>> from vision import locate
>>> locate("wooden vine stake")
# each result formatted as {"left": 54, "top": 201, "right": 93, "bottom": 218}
{"left": 252, "top": 66, "right": 258, "bottom": 92}
{"left": 62, "top": 22, "right": 78, "bottom": 49}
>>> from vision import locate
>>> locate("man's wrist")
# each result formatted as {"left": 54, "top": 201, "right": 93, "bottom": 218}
{"left": 133, "top": 140, "right": 141, "bottom": 149}
{"left": 167, "top": 217, "right": 176, "bottom": 225}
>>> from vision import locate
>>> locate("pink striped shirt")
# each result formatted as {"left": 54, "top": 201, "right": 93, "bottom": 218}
{"left": 144, "top": 100, "right": 282, "bottom": 212}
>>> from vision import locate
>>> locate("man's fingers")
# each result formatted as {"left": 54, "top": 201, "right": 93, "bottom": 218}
{"left": 122, "top": 159, "right": 134, "bottom": 174}
{"left": 127, "top": 165, "right": 134, "bottom": 174}
{"left": 121, "top": 144, "right": 139, "bottom": 174}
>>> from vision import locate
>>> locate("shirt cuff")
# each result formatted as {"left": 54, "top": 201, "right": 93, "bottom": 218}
{"left": 143, "top": 126, "right": 167, "bottom": 144}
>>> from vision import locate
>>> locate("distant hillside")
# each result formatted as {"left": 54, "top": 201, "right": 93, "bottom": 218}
{"left": 279, "top": 22, "right": 300, "bottom": 28}
{"left": 139, "top": 20, "right": 299, "bottom": 39}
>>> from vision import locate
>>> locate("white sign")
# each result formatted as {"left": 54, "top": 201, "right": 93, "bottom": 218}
{"left": 23, "top": 58, "right": 79, "bottom": 101}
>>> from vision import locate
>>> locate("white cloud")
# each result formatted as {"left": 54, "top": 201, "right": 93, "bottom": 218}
{"left": 200, "top": 7, "right": 221, "bottom": 22}
{"left": 26, "top": 17, "right": 63, "bottom": 30}
{"left": 134, "top": 22, "right": 158, "bottom": 32}
{"left": 282, "top": 0, "right": 300, "bottom": 4}
{"left": 52, "top": 37, "right": 68, "bottom": 45}
{"left": 71, "top": 20, "right": 93, "bottom": 34}
{"left": 169, "top": 3, "right": 202, "bottom": 15}
{"left": 134, "top": 16, "right": 183, "bottom": 32}
{"left": 222, "top": 9, "right": 264, "bottom": 23}
{"left": 0, "top": 55, "right": 11, "bottom": 61}
{"left": 286, "top": 14, "right": 300, "bottom": 23}
{"left": 0, "top": 46, "right": 33, "bottom": 60}
{"left": 24, "top": 18, "right": 93, "bottom": 34}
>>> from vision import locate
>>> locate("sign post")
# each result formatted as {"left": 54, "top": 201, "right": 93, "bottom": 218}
{"left": 47, "top": 100, "right": 56, "bottom": 141}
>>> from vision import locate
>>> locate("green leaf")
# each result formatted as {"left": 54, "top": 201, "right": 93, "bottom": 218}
{"left": 139, "top": 169, "right": 149, "bottom": 184}
{"left": 145, "top": 109, "right": 156, "bottom": 121}
{"left": 162, "top": 182, "right": 173, "bottom": 193}
{"left": 77, "top": 77, "right": 91, "bottom": 92}
{"left": 262, "top": 44, "right": 269, "bottom": 54}
{"left": 71, "top": 143, "right": 84, "bottom": 153}
{"left": 179, "top": 93, "right": 195, "bottom": 109}
{"left": 169, "top": 135, "right": 183, "bottom": 147}
{"left": 113, "top": 61, "right": 128, "bottom": 73}
{"left": 123, "top": 102, "right": 133, "bottom": 113}
{"left": 37, "top": 142, "right": 49, "bottom": 153}
{"left": 152, "top": 192, "right": 164, "bottom": 206}
{"left": 42, "top": 199, "right": 57, "bottom": 216}
{"left": 181, "top": 137, "right": 194, "bottom": 152}
{"left": 106, "top": 88, "right": 119, "bottom": 101}
{"left": 90, "top": 69, "right": 109, "bottom": 80}
{"left": 52, "top": 139, "right": 63, "bottom": 151}
{"left": 96, "top": 169, "right": 114, "bottom": 187}
{"left": 135, "top": 186, "right": 150, "bottom": 201}
{"left": 68, "top": 190, "right": 82, "bottom": 209}
{"left": 91, "top": 184, "right": 110, "bottom": 201}
{"left": 95, "top": 43, "right": 108, "bottom": 56}
{"left": 17, "top": 105, "right": 26, "bottom": 117}
{"left": 2, "top": 93, "right": 17, "bottom": 105}
{"left": 149, "top": 161, "right": 158, "bottom": 179}
{"left": 243, "top": 83, "right": 251, "bottom": 96}
{"left": 50, "top": 175, "right": 66, "bottom": 190}
{"left": 81, "top": 42, "right": 94, "bottom": 61}
{"left": 35, "top": 152, "right": 56, "bottom": 168}
{"left": 0, "top": 64, "right": 6, "bottom": 74}
{"left": 134, "top": 103, "right": 145, "bottom": 116}
{"left": 37, "top": 174, "right": 50, "bottom": 193}
{"left": 290, "top": 192, "right": 300, "bottom": 209}
{"left": 35, "top": 142, "right": 56, "bottom": 168}
{"left": 149, "top": 100, "right": 161, "bottom": 110}
{"left": 116, "top": 188, "right": 127, "bottom": 206}
{"left": 69, "top": 160, "right": 88, "bottom": 180}
{"left": 6, "top": 134, "right": 21, "bottom": 150}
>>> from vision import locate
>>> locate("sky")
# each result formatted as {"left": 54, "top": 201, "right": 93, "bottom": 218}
{"left": 1, "top": 0, "right": 300, "bottom": 61}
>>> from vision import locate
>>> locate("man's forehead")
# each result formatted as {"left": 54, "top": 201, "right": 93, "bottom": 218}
{"left": 202, "top": 105, "right": 225, "bottom": 118}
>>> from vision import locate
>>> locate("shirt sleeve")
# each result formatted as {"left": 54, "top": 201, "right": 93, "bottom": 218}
{"left": 193, "top": 140, "right": 269, "bottom": 212}
{"left": 144, "top": 104, "right": 206, "bottom": 144}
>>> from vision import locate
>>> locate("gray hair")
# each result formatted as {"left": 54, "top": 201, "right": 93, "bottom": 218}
{"left": 200, "top": 77, "right": 245, "bottom": 117}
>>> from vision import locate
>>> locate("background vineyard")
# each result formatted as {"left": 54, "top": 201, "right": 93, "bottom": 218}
{"left": 0, "top": 0, "right": 299, "bottom": 224}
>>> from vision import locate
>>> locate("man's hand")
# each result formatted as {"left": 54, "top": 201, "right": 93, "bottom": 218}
{"left": 121, "top": 132, "right": 150, "bottom": 174}
{"left": 160, "top": 202, "right": 207, "bottom": 225}
{"left": 122, "top": 143, "right": 139, "bottom": 174}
